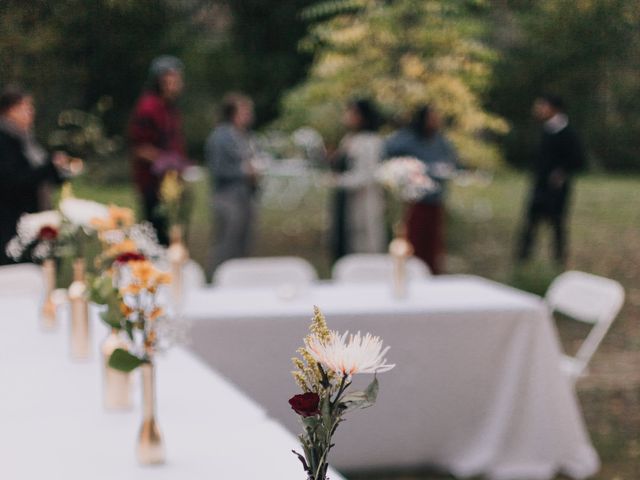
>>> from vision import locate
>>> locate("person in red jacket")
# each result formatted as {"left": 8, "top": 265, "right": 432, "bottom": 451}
{"left": 129, "top": 55, "right": 188, "bottom": 244}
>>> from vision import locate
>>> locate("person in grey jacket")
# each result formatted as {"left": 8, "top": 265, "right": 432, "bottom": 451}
{"left": 205, "top": 93, "right": 259, "bottom": 276}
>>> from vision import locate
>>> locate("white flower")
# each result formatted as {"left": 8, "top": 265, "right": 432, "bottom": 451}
{"left": 59, "top": 197, "right": 109, "bottom": 229}
{"left": 15, "top": 210, "right": 62, "bottom": 244}
{"left": 128, "top": 222, "right": 165, "bottom": 259}
{"left": 376, "top": 156, "right": 439, "bottom": 201}
{"left": 307, "top": 330, "right": 395, "bottom": 377}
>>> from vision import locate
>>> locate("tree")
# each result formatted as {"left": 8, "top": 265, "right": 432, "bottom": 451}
{"left": 277, "top": 0, "right": 508, "bottom": 169}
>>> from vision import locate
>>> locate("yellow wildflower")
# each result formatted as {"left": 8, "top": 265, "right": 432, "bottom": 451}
{"left": 160, "top": 170, "right": 183, "bottom": 203}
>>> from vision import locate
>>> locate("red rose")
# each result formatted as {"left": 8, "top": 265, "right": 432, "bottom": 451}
{"left": 115, "top": 252, "right": 146, "bottom": 264}
{"left": 288, "top": 392, "right": 320, "bottom": 417}
{"left": 38, "top": 226, "right": 58, "bottom": 241}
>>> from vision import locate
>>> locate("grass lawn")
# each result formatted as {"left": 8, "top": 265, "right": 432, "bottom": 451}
{"left": 70, "top": 170, "right": 640, "bottom": 479}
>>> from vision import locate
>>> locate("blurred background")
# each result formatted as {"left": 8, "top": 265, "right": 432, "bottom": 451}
{"left": 2, "top": 0, "right": 639, "bottom": 478}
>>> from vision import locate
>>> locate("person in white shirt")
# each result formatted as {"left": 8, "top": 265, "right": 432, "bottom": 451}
{"left": 517, "top": 94, "right": 585, "bottom": 265}
{"left": 329, "top": 99, "right": 386, "bottom": 258}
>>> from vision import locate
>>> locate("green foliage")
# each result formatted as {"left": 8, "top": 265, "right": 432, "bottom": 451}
{"left": 277, "top": 0, "right": 508, "bottom": 168}
{"left": 90, "top": 274, "right": 127, "bottom": 331}
{"left": 108, "top": 348, "right": 146, "bottom": 373}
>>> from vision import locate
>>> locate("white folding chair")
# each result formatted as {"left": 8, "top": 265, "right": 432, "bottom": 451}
{"left": 332, "top": 253, "right": 431, "bottom": 284}
{"left": 213, "top": 256, "right": 318, "bottom": 288}
{"left": 545, "top": 270, "right": 625, "bottom": 381}
{"left": 182, "top": 259, "right": 207, "bottom": 289}
{"left": 0, "top": 263, "right": 44, "bottom": 296}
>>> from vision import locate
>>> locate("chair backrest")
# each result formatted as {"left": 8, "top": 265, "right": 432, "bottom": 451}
{"left": 0, "top": 263, "right": 44, "bottom": 297}
{"left": 213, "top": 256, "right": 318, "bottom": 288}
{"left": 332, "top": 253, "right": 431, "bottom": 284}
{"left": 545, "top": 270, "right": 624, "bottom": 375}
{"left": 183, "top": 259, "right": 207, "bottom": 289}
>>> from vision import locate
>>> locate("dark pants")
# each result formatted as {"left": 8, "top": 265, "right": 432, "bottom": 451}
{"left": 406, "top": 202, "right": 445, "bottom": 275}
{"left": 142, "top": 188, "right": 169, "bottom": 246}
{"left": 517, "top": 183, "right": 570, "bottom": 264}
{"left": 208, "top": 184, "right": 255, "bottom": 276}
{"left": 330, "top": 189, "right": 348, "bottom": 262}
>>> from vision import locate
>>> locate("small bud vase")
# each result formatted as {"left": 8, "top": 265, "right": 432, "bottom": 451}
{"left": 101, "top": 329, "right": 132, "bottom": 410}
{"left": 388, "top": 224, "right": 413, "bottom": 299}
{"left": 167, "top": 225, "right": 188, "bottom": 311}
{"left": 137, "top": 361, "right": 165, "bottom": 465}
{"left": 68, "top": 258, "right": 90, "bottom": 360}
{"left": 41, "top": 258, "right": 57, "bottom": 330}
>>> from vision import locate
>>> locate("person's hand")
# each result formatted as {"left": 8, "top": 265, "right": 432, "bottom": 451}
{"left": 549, "top": 169, "right": 566, "bottom": 189}
{"left": 52, "top": 152, "right": 84, "bottom": 177}
{"left": 134, "top": 144, "right": 160, "bottom": 163}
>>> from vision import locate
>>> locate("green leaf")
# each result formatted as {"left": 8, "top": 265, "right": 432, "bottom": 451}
{"left": 340, "top": 377, "right": 379, "bottom": 411}
{"left": 108, "top": 348, "right": 146, "bottom": 372}
{"left": 320, "top": 395, "right": 332, "bottom": 428}
{"left": 124, "top": 320, "right": 135, "bottom": 341}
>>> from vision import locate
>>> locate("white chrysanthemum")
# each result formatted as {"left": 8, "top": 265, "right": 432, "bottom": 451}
{"left": 307, "top": 330, "right": 395, "bottom": 377}
{"left": 59, "top": 198, "right": 109, "bottom": 229}
{"left": 15, "top": 210, "right": 62, "bottom": 243}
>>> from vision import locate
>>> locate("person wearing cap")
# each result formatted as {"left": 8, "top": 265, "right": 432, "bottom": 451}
{"left": 128, "top": 55, "right": 188, "bottom": 245}
{"left": 517, "top": 94, "right": 585, "bottom": 266}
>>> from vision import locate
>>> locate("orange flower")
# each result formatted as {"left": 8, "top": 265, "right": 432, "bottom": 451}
{"left": 130, "top": 260, "right": 155, "bottom": 284}
{"left": 91, "top": 216, "right": 115, "bottom": 231}
{"left": 105, "top": 239, "right": 138, "bottom": 259}
{"left": 121, "top": 283, "right": 142, "bottom": 296}
{"left": 108, "top": 205, "right": 135, "bottom": 228}
{"left": 120, "top": 303, "right": 134, "bottom": 317}
{"left": 145, "top": 330, "right": 157, "bottom": 347}
{"left": 155, "top": 271, "right": 172, "bottom": 285}
{"left": 149, "top": 307, "right": 164, "bottom": 321}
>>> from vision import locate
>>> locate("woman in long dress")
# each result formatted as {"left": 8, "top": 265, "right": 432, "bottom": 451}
{"left": 330, "top": 99, "right": 386, "bottom": 258}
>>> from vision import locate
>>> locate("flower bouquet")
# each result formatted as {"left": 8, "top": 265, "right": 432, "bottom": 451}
{"left": 376, "top": 157, "right": 437, "bottom": 297}
{"left": 290, "top": 307, "right": 394, "bottom": 480}
{"left": 89, "top": 203, "right": 169, "bottom": 410}
{"left": 6, "top": 210, "right": 64, "bottom": 329}
{"left": 106, "top": 258, "right": 171, "bottom": 465}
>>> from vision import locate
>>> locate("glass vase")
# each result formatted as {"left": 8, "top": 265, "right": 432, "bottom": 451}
{"left": 68, "top": 258, "right": 90, "bottom": 360}
{"left": 167, "top": 225, "right": 188, "bottom": 312}
{"left": 41, "top": 258, "right": 57, "bottom": 330}
{"left": 101, "top": 329, "right": 132, "bottom": 410}
{"left": 137, "top": 361, "right": 165, "bottom": 465}
{"left": 388, "top": 224, "right": 413, "bottom": 299}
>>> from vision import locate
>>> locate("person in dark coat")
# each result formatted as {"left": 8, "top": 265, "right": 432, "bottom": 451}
{"left": 128, "top": 55, "right": 188, "bottom": 245}
{"left": 517, "top": 94, "right": 585, "bottom": 265}
{"left": 0, "top": 86, "right": 79, "bottom": 265}
{"left": 384, "top": 105, "right": 459, "bottom": 274}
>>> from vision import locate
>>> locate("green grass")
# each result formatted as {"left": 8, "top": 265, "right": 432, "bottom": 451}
{"left": 69, "top": 170, "right": 640, "bottom": 479}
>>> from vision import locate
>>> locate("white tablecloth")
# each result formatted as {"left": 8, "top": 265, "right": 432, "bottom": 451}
{"left": 0, "top": 294, "right": 344, "bottom": 480}
{"left": 183, "top": 275, "right": 599, "bottom": 480}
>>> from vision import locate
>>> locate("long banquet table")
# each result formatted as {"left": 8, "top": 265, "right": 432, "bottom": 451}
{"left": 0, "top": 292, "right": 344, "bottom": 480}
{"left": 183, "top": 275, "right": 599, "bottom": 480}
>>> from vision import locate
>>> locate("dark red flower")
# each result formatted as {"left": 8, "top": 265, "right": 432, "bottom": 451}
{"left": 38, "top": 226, "right": 58, "bottom": 241}
{"left": 115, "top": 252, "right": 146, "bottom": 264}
{"left": 288, "top": 392, "right": 320, "bottom": 417}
